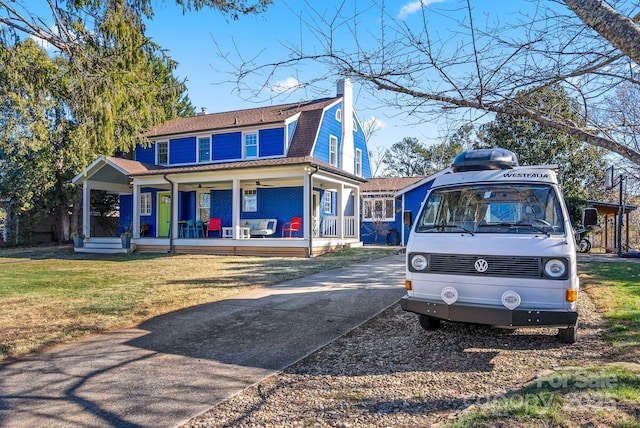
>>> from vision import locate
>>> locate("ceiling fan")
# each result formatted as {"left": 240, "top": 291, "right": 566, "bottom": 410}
{"left": 255, "top": 180, "right": 275, "bottom": 187}
{"left": 197, "top": 183, "right": 217, "bottom": 189}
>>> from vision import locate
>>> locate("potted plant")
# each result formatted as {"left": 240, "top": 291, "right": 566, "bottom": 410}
{"left": 71, "top": 231, "right": 85, "bottom": 248}
{"left": 120, "top": 231, "right": 132, "bottom": 248}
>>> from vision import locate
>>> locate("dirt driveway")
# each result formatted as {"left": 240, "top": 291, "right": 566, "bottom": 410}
{"left": 184, "top": 283, "right": 632, "bottom": 427}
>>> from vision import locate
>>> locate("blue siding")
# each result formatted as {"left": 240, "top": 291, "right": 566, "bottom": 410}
{"left": 210, "top": 189, "right": 233, "bottom": 229}
{"left": 135, "top": 143, "right": 155, "bottom": 164}
{"left": 178, "top": 191, "right": 196, "bottom": 221}
{"left": 243, "top": 187, "right": 304, "bottom": 236}
{"left": 209, "top": 187, "right": 303, "bottom": 236}
{"left": 139, "top": 188, "right": 157, "bottom": 237}
{"left": 170, "top": 137, "right": 196, "bottom": 164}
{"left": 312, "top": 102, "right": 343, "bottom": 167}
{"left": 119, "top": 195, "right": 134, "bottom": 235}
{"left": 213, "top": 132, "right": 242, "bottom": 161}
{"left": 259, "top": 128, "right": 285, "bottom": 157}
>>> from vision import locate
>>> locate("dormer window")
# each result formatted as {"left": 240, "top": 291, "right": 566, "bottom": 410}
{"left": 156, "top": 141, "right": 168, "bottom": 165}
{"left": 335, "top": 109, "right": 342, "bottom": 122}
{"left": 244, "top": 132, "right": 258, "bottom": 158}
{"left": 198, "top": 136, "right": 211, "bottom": 162}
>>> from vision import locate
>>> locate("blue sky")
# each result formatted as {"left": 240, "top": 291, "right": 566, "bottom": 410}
{"left": 145, "top": 0, "right": 456, "bottom": 152}
{"left": 24, "top": 0, "right": 520, "bottom": 153}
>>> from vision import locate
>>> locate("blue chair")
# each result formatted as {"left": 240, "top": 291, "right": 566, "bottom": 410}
{"left": 185, "top": 220, "right": 197, "bottom": 238}
{"left": 195, "top": 220, "right": 206, "bottom": 238}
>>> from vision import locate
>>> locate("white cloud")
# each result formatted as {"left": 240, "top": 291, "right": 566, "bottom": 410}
{"left": 270, "top": 77, "right": 302, "bottom": 94}
{"left": 397, "top": 0, "right": 446, "bottom": 20}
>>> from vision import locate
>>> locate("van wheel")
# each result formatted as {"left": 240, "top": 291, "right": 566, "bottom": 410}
{"left": 558, "top": 323, "right": 578, "bottom": 344}
{"left": 419, "top": 314, "right": 441, "bottom": 331}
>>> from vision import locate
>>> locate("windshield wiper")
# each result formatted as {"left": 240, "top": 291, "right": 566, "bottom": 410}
{"left": 495, "top": 222, "right": 550, "bottom": 237}
{"left": 435, "top": 223, "right": 475, "bottom": 236}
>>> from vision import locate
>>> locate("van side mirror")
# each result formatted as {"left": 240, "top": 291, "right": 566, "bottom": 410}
{"left": 582, "top": 208, "right": 598, "bottom": 227}
{"left": 403, "top": 211, "right": 413, "bottom": 226}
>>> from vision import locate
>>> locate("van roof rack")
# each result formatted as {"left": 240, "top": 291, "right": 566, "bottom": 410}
{"left": 451, "top": 148, "right": 519, "bottom": 172}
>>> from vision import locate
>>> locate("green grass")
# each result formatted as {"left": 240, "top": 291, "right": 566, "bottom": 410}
{"left": 0, "top": 245, "right": 396, "bottom": 361}
{"left": 447, "top": 365, "right": 640, "bottom": 428}
{"left": 579, "top": 262, "right": 640, "bottom": 357}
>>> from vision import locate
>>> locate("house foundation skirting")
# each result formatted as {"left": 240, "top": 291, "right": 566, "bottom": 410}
{"left": 130, "top": 238, "right": 361, "bottom": 258}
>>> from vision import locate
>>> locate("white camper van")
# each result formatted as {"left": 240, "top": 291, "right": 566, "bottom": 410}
{"left": 402, "top": 148, "right": 581, "bottom": 343}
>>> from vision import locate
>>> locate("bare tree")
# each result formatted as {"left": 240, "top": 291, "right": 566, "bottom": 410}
{"left": 224, "top": 0, "right": 640, "bottom": 166}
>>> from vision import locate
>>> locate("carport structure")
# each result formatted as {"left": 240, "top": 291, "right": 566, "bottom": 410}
{"left": 587, "top": 200, "right": 638, "bottom": 252}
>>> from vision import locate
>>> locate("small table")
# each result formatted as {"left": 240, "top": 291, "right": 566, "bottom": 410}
{"left": 222, "top": 227, "right": 251, "bottom": 239}
{"left": 222, "top": 227, "right": 234, "bottom": 239}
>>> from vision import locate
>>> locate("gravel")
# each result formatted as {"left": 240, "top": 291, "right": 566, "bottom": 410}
{"left": 182, "top": 290, "right": 634, "bottom": 427}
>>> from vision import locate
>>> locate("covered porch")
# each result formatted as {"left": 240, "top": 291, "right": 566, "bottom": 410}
{"left": 73, "top": 157, "right": 363, "bottom": 257}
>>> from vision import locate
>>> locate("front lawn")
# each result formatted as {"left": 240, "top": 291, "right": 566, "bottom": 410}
{"left": 0, "top": 245, "right": 395, "bottom": 361}
{"left": 445, "top": 260, "right": 640, "bottom": 427}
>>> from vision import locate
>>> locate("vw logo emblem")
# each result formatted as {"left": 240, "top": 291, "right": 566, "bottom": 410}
{"left": 474, "top": 258, "right": 489, "bottom": 273}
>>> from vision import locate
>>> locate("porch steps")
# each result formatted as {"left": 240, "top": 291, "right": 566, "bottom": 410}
{"left": 74, "top": 237, "right": 135, "bottom": 254}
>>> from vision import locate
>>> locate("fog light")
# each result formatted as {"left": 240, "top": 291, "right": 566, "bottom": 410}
{"left": 405, "top": 280, "right": 412, "bottom": 290}
{"left": 566, "top": 289, "right": 577, "bottom": 302}
{"left": 441, "top": 286, "right": 458, "bottom": 305}
{"left": 501, "top": 290, "right": 521, "bottom": 310}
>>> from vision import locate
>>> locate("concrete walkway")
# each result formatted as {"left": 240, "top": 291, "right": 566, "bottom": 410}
{"left": 0, "top": 255, "right": 406, "bottom": 428}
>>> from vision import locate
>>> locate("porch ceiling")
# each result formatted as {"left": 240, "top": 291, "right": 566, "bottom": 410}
{"left": 90, "top": 166, "right": 130, "bottom": 186}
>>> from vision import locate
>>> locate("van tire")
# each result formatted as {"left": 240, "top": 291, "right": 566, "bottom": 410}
{"left": 558, "top": 323, "right": 578, "bottom": 344}
{"left": 419, "top": 314, "right": 441, "bottom": 331}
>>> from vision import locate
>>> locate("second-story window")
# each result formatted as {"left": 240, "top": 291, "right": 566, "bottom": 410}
{"left": 244, "top": 132, "right": 258, "bottom": 158}
{"left": 355, "top": 148, "right": 363, "bottom": 176}
{"left": 157, "top": 141, "right": 168, "bottom": 165}
{"left": 198, "top": 137, "right": 211, "bottom": 162}
{"left": 329, "top": 135, "right": 338, "bottom": 166}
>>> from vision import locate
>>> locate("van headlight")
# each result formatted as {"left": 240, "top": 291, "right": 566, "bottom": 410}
{"left": 543, "top": 258, "right": 568, "bottom": 279}
{"left": 409, "top": 254, "right": 429, "bottom": 272}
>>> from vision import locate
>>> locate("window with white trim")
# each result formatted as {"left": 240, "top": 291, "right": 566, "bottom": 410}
{"left": 140, "top": 193, "right": 152, "bottom": 216}
{"left": 329, "top": 135, "right": 338, "bottom": 166}
{"left": 243, "top": 189, "right": 257, "bottom": 212}
{"left": 198, "top": 137, "right": 211, "bottom": 162}
{"left": 363, "top": 198, "right": 395, "bottom": 221}
{"left": 244, "top": 132, "right": 258, "bottom": 158}
{"left": 324, "top": 191, "right": 333, "bottom": 213}
{"left": 198, "top": 192, "right": 210, "bottom": 220}
{"left": 335, "top": 109, "right": 342, "bottom": 122}
{"left": 156, "top": 141, "right": 168, "bottom": 165}
{"left": 355, "top": 148, "right": 363, "bottom": 176}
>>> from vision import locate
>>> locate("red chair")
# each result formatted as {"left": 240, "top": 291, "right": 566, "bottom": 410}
{"left": 207, "top": 218, "right": 222, "bottom": 237}
{"left": 282, "top": 216, "right": 302, "bottom": 237}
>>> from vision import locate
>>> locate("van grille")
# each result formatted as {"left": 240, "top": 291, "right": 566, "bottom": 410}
{"left": 429, "top": 254, "right": 542, "bottom": 278}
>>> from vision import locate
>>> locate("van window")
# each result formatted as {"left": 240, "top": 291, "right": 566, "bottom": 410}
{"left": 414, "top": 183, "right": 565, "bottom": 234}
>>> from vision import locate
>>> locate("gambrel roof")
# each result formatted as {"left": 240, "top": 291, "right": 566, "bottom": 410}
{"left": 147, "top": 98, "right": 339, "bottom": 139}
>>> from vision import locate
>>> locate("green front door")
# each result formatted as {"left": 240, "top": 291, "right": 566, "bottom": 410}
{"left": 158, "top": 192, "right": 171, "bottom": 237}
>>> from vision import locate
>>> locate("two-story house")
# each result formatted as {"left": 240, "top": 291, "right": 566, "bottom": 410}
{"left": 72, "top": 79, "right": 372, "bottom": 256}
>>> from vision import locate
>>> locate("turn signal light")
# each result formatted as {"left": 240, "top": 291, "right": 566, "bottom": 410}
{"left": 405, "top": 280, "right": 412, "bottom": 290}
{"left": 566, "top": 289, "right": 577, "bottom": 302}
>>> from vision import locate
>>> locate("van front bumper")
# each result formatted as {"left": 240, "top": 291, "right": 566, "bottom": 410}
{"left": 400, "top": 295, "right": 578, "bottom": 328}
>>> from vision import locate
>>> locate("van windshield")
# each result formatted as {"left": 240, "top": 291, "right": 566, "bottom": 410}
{"left": 415, "top": 183, "right": 565, "bottom": 235}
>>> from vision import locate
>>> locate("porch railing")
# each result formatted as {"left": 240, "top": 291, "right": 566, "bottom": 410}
{"left": 321, "top": 216, "right": 357, "bottom": 238}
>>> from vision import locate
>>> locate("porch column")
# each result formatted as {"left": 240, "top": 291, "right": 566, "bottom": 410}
{"left": 338, "top": 183, "right": 345, "bottom": 239}
{"left": 132, "top": 183, "right": 140, "bottom": 239}
{"left": 303, "top": 172, "right": 312, "bottom": 240}
{"left": 354, "top": 185, "right": 360, "bottom": 241}
{"left": 82, "top": 182, "right": 91, "bottom": 238}
{"left": 171, "top": 181, "right": 179, "bottom": 240}
{"left": 232, "top": 178, "right": 241, "bottom": 239}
